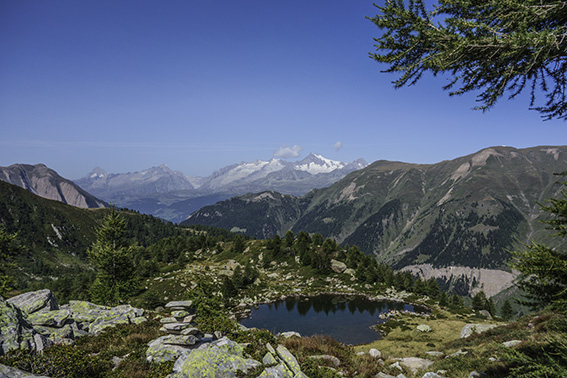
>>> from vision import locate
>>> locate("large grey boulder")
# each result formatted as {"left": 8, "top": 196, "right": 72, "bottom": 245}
{"left": 66, "top": 301, "right": 145, "bottom": 335}
{"left": 27, "top": 309, "right": 71, "bottom": 328}
{"left": 398, "top": 357, "right": 434, "bottom": 374}
{"left": 460, "top": 324, "right": 499, "bottom": 338}
{"left": 146, "top": 335, "right": 200, "bottom": 364}
{"left": 330, "top": 260, "right": 347, "bottom": 274}
{"left": 0, "top": 298, "right": 41, "bottom": 356}
{"left": 7, "top": 289, "right": 58, "bottom": 314}
{"left": 168, "top": 337, "right": 261, "bottom": 378}
{"left": 0, "top": 363, "right": 50, "bottom": 378}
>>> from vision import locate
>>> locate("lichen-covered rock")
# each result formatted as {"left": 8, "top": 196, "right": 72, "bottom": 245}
{"left": 460, "top": 324, "right": 499, "bottom": 338}
{"left": 7, "top": 289, "right": 58, "bottom": 314}
{"left": 89, "top": 313, "right": 130, "bottom": 335}
{"left": 398, "top": 357, "right": 433, "bottom": 374}
{"left": 169, "top": 337, "right": 261, "bottom": 378}
{"left": 275, "top": 345, "right": 302, "bottom": 376}
{"left": 67, "top": 300, "right": 111, "bottom": 324}
{"left": 258, "top": 363, "right": 294, "bottom": 377}
{"left": 165, "top": 301, "right": 193, "bottom": 310}
{"left": 0, "top": 299, "right": 38, "bottom": 356}
{"left": 35, "top": 324, "right": 74, "bottom": 342}
{"left": 330, "top": 259, "right": 347, "bottom": 274}
{"left": 417, "top": 324, "right": 432, "bottom": 333}
{"left": 0, "top": 363, "right": 50, "bottom": 377}
{"left": 146, "top": 336, "right": 196, "bottom": 363}
{"left": 263, "top": 352, "right": 278, "bottom": 366}
{"left": 27, "top": 309, "right": 71, "bottom": 328}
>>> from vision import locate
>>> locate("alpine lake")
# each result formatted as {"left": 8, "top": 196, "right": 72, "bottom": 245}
{"left": 239, "top": 294, "right": 429, "bottom": 345}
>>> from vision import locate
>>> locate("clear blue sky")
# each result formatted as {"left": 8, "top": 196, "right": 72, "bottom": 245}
{"left": 1, "top": 0, "right": 566, "bottom": 179}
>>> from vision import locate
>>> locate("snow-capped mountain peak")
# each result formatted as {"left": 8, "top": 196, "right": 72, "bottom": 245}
{"left": 294, "top": 153, "right": 346, "bottom": 175}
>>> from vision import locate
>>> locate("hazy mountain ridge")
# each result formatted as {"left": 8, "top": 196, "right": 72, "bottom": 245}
{"left": 0, "top": 163, "right": 106, "bottom": 209}
{"left": 73, "top": 154, "right": 368, "bottom": 222}
{"left": 183, "top": 146, "right": 567, "bottom": 273}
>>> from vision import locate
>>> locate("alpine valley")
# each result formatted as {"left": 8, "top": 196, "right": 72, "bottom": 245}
{"left": 183, "top": 145, "right": 567, "bottom": 297}
{"left": 73, "top": 154, "right": 368, "bottom": 223}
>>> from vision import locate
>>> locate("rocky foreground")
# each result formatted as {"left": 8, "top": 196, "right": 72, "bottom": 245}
{"left": 0, "top": 289, "right": 310, "bottom": 377}
{"left": 1, "top": 289, "right": 524, "bottom": 378}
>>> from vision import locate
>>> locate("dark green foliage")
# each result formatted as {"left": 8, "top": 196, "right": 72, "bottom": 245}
{"left": 501, "top": 299, "right": 514, "bottom": 321}
{"left": 472, "top": 291, "right": 488, "bottom": 312}
{"left": 0, "top": 345, "right": 111, "bottom": 377}
{"left": 88, "top": 209, "right": 139, "bottom": 305}
{"left": 231, "top": 234, "right": 245, "bottom": 254}
{"left": 512, "top": 173, "right": 567, "bottom": 310}
{"left": 221, "top": 275, "right": 237, "bottom": 305}
{"left": 369, "top": 0, "right": 567, "bottom": 120}
{"left": 0, "top": 226, "right": 19, "bottom": 295}
{"left": 439, "top": 291, "right": 448, "bottom": 307}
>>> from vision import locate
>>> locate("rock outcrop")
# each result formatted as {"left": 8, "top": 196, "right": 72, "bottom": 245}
{"left": 0, "top": 289, "right": 146, "bottom": 356}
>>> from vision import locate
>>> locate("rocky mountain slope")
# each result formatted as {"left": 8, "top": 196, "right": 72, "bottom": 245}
{"left": 183, "top": 146, "right": 567, "bottom": 296}
{"left": 74, "top": 154, "right": 368, "bottom": 222}
{"left": 0, "top": 163, "right": 106, "bottom": 209}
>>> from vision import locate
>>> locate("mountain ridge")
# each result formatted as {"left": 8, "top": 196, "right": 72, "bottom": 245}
{"left": 0, "top": 163, "right": 107, "bottom": 209}
{"left": 182, "top": 145, "right": 567, "bottom": 296}
{"left": 73, "top": 154, "right": 368, "bottom": 222}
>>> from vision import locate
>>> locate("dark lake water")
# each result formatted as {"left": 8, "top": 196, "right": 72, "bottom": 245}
{"left": 240, "top": 294, "right": 425, "bottom": 345}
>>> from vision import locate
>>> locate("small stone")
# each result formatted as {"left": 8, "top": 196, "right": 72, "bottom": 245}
{"left": 160, "top": 316, "right": 177, "bottom": 324}
{"left": 180, "top": 327, "right": 199, "bottom": 336}
{"left": 369, "top": 348, "right": 381, "bottom": 358}
{"left": 502, "top": 340, "right": 522, "bottom": 348}
{"left": 280, "top": 331, "right": 301, "bottom": 338}
{"left": 417, "top": 324, "right": 432, "bottom": 333}
{"left": 171, "top": 310, "right": 189, "bottom": 318}
{"left": 164, "top": 300, "right": 193, "bottom": 310}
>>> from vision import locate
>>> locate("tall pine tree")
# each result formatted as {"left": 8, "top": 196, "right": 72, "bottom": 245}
{"left": 88, "top": 208, "right": 138, "bottom": 305}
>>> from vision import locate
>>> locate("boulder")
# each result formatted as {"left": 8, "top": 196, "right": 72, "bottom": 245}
{"left": 165, "top": 301, "right": 194, "bottom": 311}
{"left": 146, "top": 335, "right": 200, "bottom": 364}
{"left": 344, "top": 268, "right": 356, "bottom": 276}
{"left": 0, "top": 363, "right": 50, "bottom": 377}
{"left": 27, "top": 309, "right": 71, "bottom": 328}
{"left": 263, "top": 351, "right": 279, "bottom": 366}
{"left": 0, "top": 299, "right": 37, "bottom": 356}
{"left": 330, "top": 260, "right": 347, "bottom": 274}
{"left": 280, "top": 331, "right": 301, "bottom": 339}
{"left": 502, "top": 340, "right": 522, "bottom": 348}
{"left": 275, "top": 344, "right": 302, "bottom": 376}
{"left": 258, "top": 363, "right": 294, "bottom": 377}
{"left": 460, "top": 324, "right": 499, "bottom": 338}
{"left": 417, "top": 324, "right": 432, "bottom": 333}
{"left": 7, "top": 289, "right": 58, "bottom": 314}
{"left": 169, "top": 337, "right": 261, "bottom": 377}
{"left": 398, "top": 357, "right": 434, "bottom": 374}
{"left": 369, "top": 348, "right": 381, "bottom": 358}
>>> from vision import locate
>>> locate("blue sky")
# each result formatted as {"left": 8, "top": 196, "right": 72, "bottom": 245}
{"left": 1, "top": 0, "right": 566, "bottom": 179}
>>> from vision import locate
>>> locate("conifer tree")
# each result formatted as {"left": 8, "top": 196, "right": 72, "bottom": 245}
{"left": 0, "top": 227, "right": 19, "bottom": 296}
{"left": 369, "top": 0, "right": 567, "bottom": 120}
{"left": 472, "top": 291, "right": 487, "bottom": 312}
{"left": 501, "top": 299, "right": 514, "bottom": 321}
{"left": 512, "top": 173, "right": 567, "bottom": 310}
{"left": 87, "top": 208, "right": 138, "bottom": 305}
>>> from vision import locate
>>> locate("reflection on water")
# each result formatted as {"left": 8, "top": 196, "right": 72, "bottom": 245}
{"left": 240, "top": 294, "right": 424, "bottom": 345}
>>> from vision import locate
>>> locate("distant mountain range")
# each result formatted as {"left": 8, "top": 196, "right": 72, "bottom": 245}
{"left": 0, "top": 164, "right": 106, "bottom": 209}
{"left": 73, "top": 154, "right": 368, "bottom": 222}
{"left": 182, "top": 146, "right": 567, "bottom": 296}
